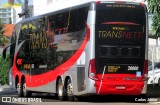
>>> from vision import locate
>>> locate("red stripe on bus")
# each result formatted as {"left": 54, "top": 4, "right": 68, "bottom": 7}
{"left": 12, "top": 24, "right": 90, "bottom": 87}
{"left": 102, "top": 22, "right": 140, "bottom": 25}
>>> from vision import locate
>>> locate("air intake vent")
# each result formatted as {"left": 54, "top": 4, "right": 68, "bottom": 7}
{"left": 99, "top": 46, "right": 140, "bottom": 57}
{"left": 111, "top": 47, "right": 118, "bottom": 55}
{"left": 100, "top": 47, "right": 108, "bottom": 55}
{"left": 132, "top": 48, "right": 140, "bottom": 56}
{"left": 121, "top": 48, "right": 129, "bottom": 55}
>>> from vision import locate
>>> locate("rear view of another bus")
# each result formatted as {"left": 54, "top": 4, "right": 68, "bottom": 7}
{"left": 89, "top": 1, "right": 148, "bottom": 95}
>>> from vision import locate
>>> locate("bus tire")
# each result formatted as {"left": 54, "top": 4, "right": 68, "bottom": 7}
{"left": 57, "top": 78, "right": 66, "bottom": 100}
{"left": 22, "top": 79, "right": 32, "bottom": 97}
{"left": 17, "top": 82, "right": 23, "bottom": 97}
{"left": 67, "top": 79, "right": 74, "bottom": 101}
{"left": 158, "top": 78, "right": 160, "bottom": 87}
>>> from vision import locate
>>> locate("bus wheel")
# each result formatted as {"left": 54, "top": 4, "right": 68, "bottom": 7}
{"left": 17, "top": 83, "right": 23, "bottom": 97}
{"left": 57, "top": 79, "right": 66, "bottom": 100}
{"left": 67, "top": 79, "right": 74, "bottom": 101}
{"left": 22, "top": 79, "right": 32, "bottom": 97}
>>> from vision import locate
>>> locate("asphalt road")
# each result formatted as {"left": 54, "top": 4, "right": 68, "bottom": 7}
{"left": 0, "top": 85, "right": 160, "bottom": 105}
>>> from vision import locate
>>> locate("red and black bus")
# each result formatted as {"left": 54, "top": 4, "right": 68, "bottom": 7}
{"left": 2, "top": 1, "right": 148, "bottom": 101}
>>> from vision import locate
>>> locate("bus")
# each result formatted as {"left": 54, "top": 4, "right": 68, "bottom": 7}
{"left": 2, "top": 0, "right": 148, "bottom": 101}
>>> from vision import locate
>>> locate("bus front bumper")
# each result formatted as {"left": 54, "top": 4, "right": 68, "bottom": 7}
{"left": 94, "top": 81, "right": 145, "bottom": 95}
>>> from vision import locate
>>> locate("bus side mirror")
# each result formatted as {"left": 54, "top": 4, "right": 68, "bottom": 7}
{"left": 2, "top": 44, "right": 11, "bottom": 59}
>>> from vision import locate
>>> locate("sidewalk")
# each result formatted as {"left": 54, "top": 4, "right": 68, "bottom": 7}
{"left": 150, "top": 102, "right": 160, "bottom": 105}
{"left": 0, "top": 85, "right": 16, "bottom": 95}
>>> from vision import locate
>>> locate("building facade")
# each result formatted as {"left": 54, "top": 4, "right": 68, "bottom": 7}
{"left": 0, "top": 6, "right": 22, "bottom": 24}
{"left": 8, "top": 0, "right": 15, "bottom": 5}
{"left": 0, "top": 7, "right": 15, "bottom": 24}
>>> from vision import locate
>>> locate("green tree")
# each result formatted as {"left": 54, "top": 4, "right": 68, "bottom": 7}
{"left": 0, "top": 20, "right": 8, "bottom": 46}
{"left": 146, "top": 0, "right": 160, "bottom": 13}
{"left": 145, "top": 0, "right": 160, "bottom": 39}
{"left": 0, "top": 53, "right": 10, "bottom": 85}
{"left": 152, "top": 13, "right": 160, "bottom": 38}
{"left": 0, "top": 20, "right": 10, "bottom": 85}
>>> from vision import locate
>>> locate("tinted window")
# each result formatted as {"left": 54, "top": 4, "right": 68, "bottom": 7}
{"left": 96, "top": 4, "right": 145, "bottom": 25}
{"left": 16, "top": 6, "right": 89, "bottom": 75}
{"left": 49, "top": 6, "right": 88, "bottom": 34}
{"left": 96, "top": 3, "right": 146, "bottom": 45}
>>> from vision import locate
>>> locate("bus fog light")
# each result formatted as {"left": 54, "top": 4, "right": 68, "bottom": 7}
{"left": 89, "top": 73, "right": 95, "bottom": 77}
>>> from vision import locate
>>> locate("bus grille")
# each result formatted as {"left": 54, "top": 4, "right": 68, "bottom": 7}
{"left": 98, "top": 46, "right": 141, "bottom": 64}
{"left": 99, "top": 46, "right": 140, "bottom": 58}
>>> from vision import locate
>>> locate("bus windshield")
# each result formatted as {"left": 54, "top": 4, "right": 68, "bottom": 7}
{"left": 95, "top": 3, "right": 146, "bottom": 74}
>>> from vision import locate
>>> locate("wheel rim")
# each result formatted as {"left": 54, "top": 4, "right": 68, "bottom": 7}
{"left": 67, "top": 80, "right": 73, "bottom": 96}
{"left": 58, "top": 83, "right": 63, "bottom": 97}
{"left": 23, "top": 83, "right": 26, "bottom": 95}
{"left": 17, "top": 83, "right": 20, "bottom": 92}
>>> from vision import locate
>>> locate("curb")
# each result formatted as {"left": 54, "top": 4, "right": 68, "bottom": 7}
{"left": 150, "top": 102, "right": 160, "bottom": 104}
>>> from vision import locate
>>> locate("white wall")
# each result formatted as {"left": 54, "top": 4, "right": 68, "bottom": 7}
{"left": 33, "top": 0, "right": 80, "bottom": 16}
{"left": 33, "top": 0, "right": 48, "bottom": 16}
{"left": 10, "top": 6, "right": 22, "bottom": 24}
{"left": 149, "top": 38, "right": 160, "bottom": 46}
{"left": 148, "top": 13, "right": 159, "bottom": 46}
{"left": 13, "top": 6, "right": 22, "bottom": 23}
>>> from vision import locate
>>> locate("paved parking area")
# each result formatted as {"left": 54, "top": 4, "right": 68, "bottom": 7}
{"left": 0, "top": 85, "right": 16, "bottom": 95}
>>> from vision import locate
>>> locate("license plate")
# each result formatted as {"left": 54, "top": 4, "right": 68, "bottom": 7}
{"left": 115, "top": 86, "right": 126, "bottom": 90}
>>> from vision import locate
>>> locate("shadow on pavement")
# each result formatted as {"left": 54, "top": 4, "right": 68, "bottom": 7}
{"left": 74, "top": 95, "right": 149, "bottom": 103}
{"left": 0, "top": 86, "right": 17, "bottom": 96}
{"left": 0, "top": 102, "right": 28, "bottom": 105}
{"left": 147, "top": 84, "right": 160, "bottom": 97}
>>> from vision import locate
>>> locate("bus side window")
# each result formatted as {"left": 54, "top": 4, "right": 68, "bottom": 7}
{"left": 19, "top": 23, "right": 31, "bottom": 43}
{"left": 68, "top": 10, "right": 76, "bottom": 33}
{"left": 67, "top": 6, "right": 89, "bottom": 33}
{"left": 75, "top": 7, "right": 89, "bottom": 31}
{"left": 54, "top": 13, "right": 67, "bottom": 35}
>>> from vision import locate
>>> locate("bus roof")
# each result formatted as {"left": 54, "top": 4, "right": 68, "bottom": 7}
{"left": 17, "top": 0, "right": 144, "bottom": 24}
